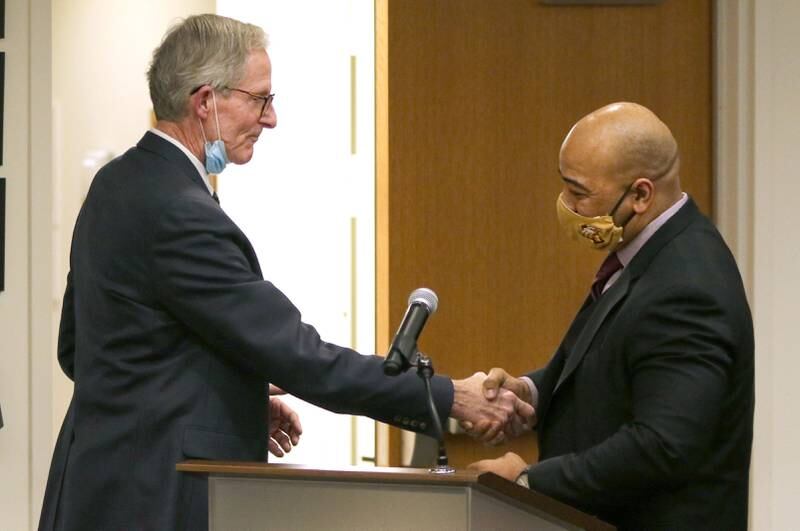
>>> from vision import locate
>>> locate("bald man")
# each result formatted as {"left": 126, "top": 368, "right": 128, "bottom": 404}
{"left": 469, "top": 103, "right": 754, "bottom": 530}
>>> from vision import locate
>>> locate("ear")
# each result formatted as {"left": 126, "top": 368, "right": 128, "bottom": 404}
{"left": 189, "top": 85, "right": 214, "bottom": 121}
{"left": 631, "top": 178, "right": 655, "bottom": 213}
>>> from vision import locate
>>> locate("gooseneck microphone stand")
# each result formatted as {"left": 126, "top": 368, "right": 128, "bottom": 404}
{"left": 413, "top": 352, "right": 455, "bottom": 474}
{"left": 383, "top": 288, "right": 452, "bottom": 473}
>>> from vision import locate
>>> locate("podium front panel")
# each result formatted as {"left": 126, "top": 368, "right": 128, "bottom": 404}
{"left": 209, "top": 476, "right": 576, "bottom": 531}
{"left": 209, "top": 477, "right": 467, "bottom": 530}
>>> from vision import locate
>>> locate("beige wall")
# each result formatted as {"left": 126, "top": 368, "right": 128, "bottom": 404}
{"left": 0, "top": 1, "right": 212, "bottom": 529}
{"left": 717, "top": 1, "right": 800, "bottom": 529}
{"left": 750, "top": 1, "right": 800, "bottom": 528}
{"left": 51, "top": 0, "right": 216, "bottom": 439}
{"left": 0, "top": 0, "right": 52, "bottom": 528}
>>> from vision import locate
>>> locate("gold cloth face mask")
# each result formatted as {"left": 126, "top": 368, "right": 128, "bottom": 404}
{"left": 555, "top": 187, "right": 633, "bottom": 252}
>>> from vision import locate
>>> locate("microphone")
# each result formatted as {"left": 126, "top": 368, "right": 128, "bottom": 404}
{"left": 383, "top": 288, "right": 439, "bottom": 376}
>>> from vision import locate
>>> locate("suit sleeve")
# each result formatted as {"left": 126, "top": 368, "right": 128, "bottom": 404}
{"left": 526, "top": 284, "right": 734, "bottom": 514}
{"left": 150, "top": 196, "right": 453, "bottom": 435}
{"left": 57, "top": 271, "right": 76, "bottom": 381}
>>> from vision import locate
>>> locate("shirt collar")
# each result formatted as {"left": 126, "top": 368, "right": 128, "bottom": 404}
{"left": 149, "top": 127, "right": 214, "bottom": 195}
{"left": 616, "top": 192, "right": 689, "bottom": 267}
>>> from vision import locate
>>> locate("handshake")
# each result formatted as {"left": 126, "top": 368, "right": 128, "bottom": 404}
{"left": 451, "top": 368, "right": 536, "bottom": 445}
{"left": 265, "top": 369, "right": 535, "bottom": 467}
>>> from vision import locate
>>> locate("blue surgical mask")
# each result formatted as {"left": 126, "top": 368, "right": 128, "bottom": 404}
{"left": 199, "top": 90, "right": 229, "bottom": 174}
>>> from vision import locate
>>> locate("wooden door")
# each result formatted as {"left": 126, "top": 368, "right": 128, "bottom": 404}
{"left": 376, "top": 0, "right": 712, "bottom": 467}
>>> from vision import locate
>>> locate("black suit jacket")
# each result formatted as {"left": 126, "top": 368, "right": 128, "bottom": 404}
{"left": 526, "top": 199, "right": 754, "bottom": 530}
{"left": 39, "top": 132, "right": 453, "bottom": 531}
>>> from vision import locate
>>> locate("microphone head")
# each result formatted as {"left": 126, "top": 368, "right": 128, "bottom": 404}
{"left": 408, "top": 287, "right": 438, "bottom": 314}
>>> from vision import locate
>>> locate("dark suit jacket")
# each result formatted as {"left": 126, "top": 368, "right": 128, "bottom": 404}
{"left": 39, "top": 132, "right": 453, "bottom": 531}
{"left": 525, "top": 199, "right": 754, "bottom": 531}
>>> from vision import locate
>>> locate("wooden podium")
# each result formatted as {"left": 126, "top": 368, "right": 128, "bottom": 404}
{"left": 177, "top": 461, "right": 615, "bottom": 531}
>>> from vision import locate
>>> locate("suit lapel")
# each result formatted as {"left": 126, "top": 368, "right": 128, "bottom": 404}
{"left": 553, "top": 270, "right": 631, "bottom": 394}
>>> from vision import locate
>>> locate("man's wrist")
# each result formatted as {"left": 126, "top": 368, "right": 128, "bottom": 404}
{"left": 450, "top": 378, "right": 466, "bottom": 419}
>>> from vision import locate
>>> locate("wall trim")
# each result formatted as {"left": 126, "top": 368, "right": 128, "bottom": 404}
{"left": 713, "top": 0, "right": 754, "bottom": 297}
{"left": 29, "top": 0, "right": 53, "bottom": 526}
{"left": 715, "top": 3, "right": 772, "bottom": 530}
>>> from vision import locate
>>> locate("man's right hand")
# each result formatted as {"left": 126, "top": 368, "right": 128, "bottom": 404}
{"left": 459, "top": 368, "right": 536, "bottom": 442}
{"left": 450, "top": 372, "right": 535, "bottom": 446}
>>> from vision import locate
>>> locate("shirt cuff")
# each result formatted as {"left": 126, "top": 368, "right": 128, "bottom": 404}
{"left": 515, "top": 468, "right": 530, "bottom": 488}
{"left": 519, "top": 376, "right": 539, "bottom": 408}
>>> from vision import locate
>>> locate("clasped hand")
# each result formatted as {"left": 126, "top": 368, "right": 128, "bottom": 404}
{"left": 451, "top": 370, "right": 536, "bottom": 446}
{"left": 266, "top": 385, "right": 303, "bottom": 457}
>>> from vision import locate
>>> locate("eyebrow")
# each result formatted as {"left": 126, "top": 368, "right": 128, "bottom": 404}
{"left": 560, "top": 174, "right": 591, "bottom": 193}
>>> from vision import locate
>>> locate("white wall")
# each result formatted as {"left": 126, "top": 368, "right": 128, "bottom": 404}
{"left": 0, "top": 2, "right": 214, "bottom": 530}
{"left": 51, "top": 0, "right": 215, "bottom": 440}
{"left": 717, "top": 1, "right": 800, "bottom": 529}
{"left": 0, "top": 1, "right": 52, "bottom": 529}
{"left": 216, "top": 0, "right": 377, "bottom": 466}
{"left": 751, "top": 1, "right": 800, "bottom": 528}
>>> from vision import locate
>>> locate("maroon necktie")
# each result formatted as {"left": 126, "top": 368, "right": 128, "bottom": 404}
{"left": 591, "top": 252, "right": 622, "bottom": 300}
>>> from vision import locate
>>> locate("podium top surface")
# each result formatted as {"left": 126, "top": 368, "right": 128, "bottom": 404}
{"left": 177, "top": 460, "right": 481, "bottom": 484}
{"left": 178, "top": 461, "right": 615, "bottom": 531}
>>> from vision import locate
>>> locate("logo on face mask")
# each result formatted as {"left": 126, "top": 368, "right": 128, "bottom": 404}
{"left": 555, "top": 185, "right": 635, "bottom": 252}
{"left": 578, "top": 224, "right": 609, "bottom": 245}
{"left": 198, "top": 90, "right": 229, "bottom": 174}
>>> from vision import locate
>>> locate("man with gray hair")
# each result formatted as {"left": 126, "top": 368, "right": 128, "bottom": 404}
{"left": 39, "top": 14, "right": 532, "bottom": 531}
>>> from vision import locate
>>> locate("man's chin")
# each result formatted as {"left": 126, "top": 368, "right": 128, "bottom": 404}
{"left": 230, "top": 149, "right": 255, "bottom": 165}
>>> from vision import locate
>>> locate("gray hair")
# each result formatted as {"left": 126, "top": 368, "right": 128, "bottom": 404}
{"left": 147, "top": 14, "right": 268, "bottom": 121}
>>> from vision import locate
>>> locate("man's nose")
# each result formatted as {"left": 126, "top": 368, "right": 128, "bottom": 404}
{"left": 260, "top": 106, "right": 277, "bottom": 129}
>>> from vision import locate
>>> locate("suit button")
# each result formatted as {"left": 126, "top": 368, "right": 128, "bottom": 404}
{"left": 419, "top": 422, "right": 427, "bottom": 430}
{"left": 410, "top": 420, "right": 419, "bottom": 428}
{"left": 402, "top": 417, "right": 410, "bottom": 425}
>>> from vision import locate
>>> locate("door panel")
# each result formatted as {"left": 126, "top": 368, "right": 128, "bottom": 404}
{"left": 377, "top": 0, "right": 712, "bottom": 467}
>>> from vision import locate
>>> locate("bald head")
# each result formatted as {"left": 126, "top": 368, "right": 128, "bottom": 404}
{"left": 557, "top": 103, "right": 685, "bottom": 247}
{"left": 560, "top": 102, "right": 681, "bottom": 194}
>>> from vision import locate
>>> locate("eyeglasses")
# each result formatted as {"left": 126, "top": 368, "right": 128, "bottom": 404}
{"left": 189, "top": 84, "right": 275, "bottom": 117}
{"left": 224, "top": 87, "right": 275, "bottom": 117}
